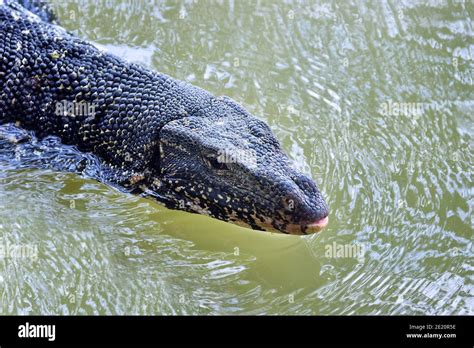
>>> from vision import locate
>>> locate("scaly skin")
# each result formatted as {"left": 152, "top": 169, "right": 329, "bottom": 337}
{"left": 0, "top": 1, "right": 329, "bottom": 234}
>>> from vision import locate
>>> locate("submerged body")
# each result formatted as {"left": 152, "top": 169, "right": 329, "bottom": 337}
{"left": 0, "top": 1, "right": 329, "bottom": 234}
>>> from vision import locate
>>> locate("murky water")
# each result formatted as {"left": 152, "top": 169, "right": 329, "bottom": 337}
{"left": 0, "top": 0, "right": 472, "bottom": 314}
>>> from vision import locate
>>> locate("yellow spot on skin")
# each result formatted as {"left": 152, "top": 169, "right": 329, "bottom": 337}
{"left": 129, "top": 174, "right": 145, "bottom": 185}
{"left": 50, "top": 51, "right": 61, "bottom": 59}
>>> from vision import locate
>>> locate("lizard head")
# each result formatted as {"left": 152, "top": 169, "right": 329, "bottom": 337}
{"left": 149, "top": 96, "right": 329, "bottom": 235}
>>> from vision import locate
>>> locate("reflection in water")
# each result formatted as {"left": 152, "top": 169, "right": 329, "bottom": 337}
{"left": 0, "top": 0, "right": 472, "bottom": 314}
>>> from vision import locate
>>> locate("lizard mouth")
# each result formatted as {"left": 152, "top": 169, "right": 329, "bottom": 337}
{"left": 253, "top": 215, "right": 329, "bottom": 235}
{"left": 305, "top": 216, "right": 329, "bottom": 231}
{"left": 282, "top": 215, "right": 329, "bottom": 235}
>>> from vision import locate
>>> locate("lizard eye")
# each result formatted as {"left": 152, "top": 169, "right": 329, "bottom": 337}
{"left": 205, "top": 156, "right": 231, "bottom": 171}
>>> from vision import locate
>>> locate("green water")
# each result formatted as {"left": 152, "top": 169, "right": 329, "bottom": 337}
{"left": 0, "top": 0, "right": 472, "bottom": 314}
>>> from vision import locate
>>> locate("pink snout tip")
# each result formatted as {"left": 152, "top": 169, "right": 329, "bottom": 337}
{"left": 307, "top": 216, "right": 329, "bottom": 229}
